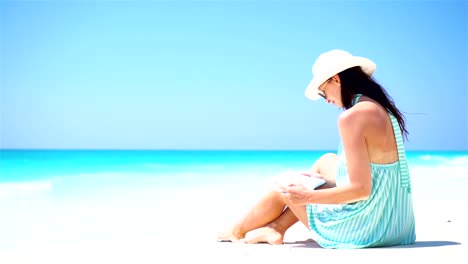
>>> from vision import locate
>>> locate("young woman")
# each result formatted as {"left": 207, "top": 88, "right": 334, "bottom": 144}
{"left": 217, "top": 49, "right": 416, "bottom": 249}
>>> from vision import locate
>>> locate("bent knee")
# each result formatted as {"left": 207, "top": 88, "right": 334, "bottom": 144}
{"left": 312, "top": 153, "right": 337, "bottom": 178}
{"left": 321, "top": 153, "right": 337, "bottom": 161}
{"left": 313, "top": 153, "right": 337, "bottom": 168}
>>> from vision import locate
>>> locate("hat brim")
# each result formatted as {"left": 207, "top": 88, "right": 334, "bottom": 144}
{"left": 305, "top": 56, "right": 376, "bottom": 101}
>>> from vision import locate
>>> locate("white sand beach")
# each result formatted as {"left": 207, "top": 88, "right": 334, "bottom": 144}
{"left": 0, "top": 167, "right": 466, "bottom": 264}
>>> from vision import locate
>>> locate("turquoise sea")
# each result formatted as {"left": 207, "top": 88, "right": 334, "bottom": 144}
{"left": 2, "top": 149, "right": 467, "bottom": 182}
{"left": 0, "top": 149, "right": 467, "bottom": 249}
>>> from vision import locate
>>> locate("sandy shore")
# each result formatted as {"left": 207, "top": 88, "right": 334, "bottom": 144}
{"left": 0, "top": 218, "right": 466, "bottom": 264}
{"left": 0, "top": 169, "right": 466, "bottom": 264}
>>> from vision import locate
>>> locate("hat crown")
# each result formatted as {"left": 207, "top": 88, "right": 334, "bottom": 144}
{"left": 305, "top": 49, "right": 376, "bottom": 101}
{"left": 312, "top": 49, "right": 352, "bottom": 75}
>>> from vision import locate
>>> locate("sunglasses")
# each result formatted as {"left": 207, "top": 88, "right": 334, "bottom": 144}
{"left": 318, "top": 79, "right": 330, "bottom": 100}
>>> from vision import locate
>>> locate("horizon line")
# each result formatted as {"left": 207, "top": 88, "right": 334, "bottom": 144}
{"left": 0, "top": 148, "right": 467, "bottom": 152}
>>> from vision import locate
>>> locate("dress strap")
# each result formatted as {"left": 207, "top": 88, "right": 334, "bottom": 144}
{"left": 353, "top": 93, "right": 411, "bottom": 192}
{"left": 352, "top": 94, "right": 362, "bottom": 106}
{"left": 389, "top": 114, "right": 412, "bottom": 192}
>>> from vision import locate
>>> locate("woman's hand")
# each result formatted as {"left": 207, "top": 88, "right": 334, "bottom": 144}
{"left": 281, "top": 184, "right": 314, "bottom": 206}
{"left": 274, "top": 170, "right": 324, "bottom": 206}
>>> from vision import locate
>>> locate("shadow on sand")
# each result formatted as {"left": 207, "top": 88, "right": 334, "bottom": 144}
{"left": 387, "top": 240, "right": 461, "bottom": 248}
{"left": 286, "top": 239, "right": 461, "bottom": 249}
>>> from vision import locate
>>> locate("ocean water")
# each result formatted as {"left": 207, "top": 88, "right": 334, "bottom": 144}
{"left": 0, "top": 149, "right": 467, "bottom": 248}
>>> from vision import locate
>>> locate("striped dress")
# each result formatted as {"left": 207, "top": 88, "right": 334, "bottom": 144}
{"left": 306, "top": 95, "right": 416, "bottom": 249}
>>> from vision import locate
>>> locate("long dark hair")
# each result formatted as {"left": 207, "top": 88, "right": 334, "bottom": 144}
{"left": 339, "top": 66, "right": 409, "bottom": 141}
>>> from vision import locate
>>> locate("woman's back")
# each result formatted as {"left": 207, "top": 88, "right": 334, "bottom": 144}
{"left": 346, "top": 95, "right": 399, "bottom": 164}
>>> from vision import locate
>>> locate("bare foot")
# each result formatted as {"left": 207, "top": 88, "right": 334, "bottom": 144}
{"left": 216, "top": 227, "right": 244, "bottom": 243}
{"left": 241, "top": 226, "right": 284, "bottom": 245}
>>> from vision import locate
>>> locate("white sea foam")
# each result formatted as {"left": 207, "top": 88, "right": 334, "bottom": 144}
{"left": 447, "top": 156, "right": 468, "bottom": 166}
{"left": 410, "top": 153, "right": 468, "bottom": 177}
{"left": 0, "top": 181, "right": 52, "bottom": 199}
{"left": 413, "top": 153, "right": 468, "bottom": 166}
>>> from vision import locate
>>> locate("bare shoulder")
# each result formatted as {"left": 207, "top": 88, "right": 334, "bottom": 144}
{"left": 338, "top": 98, "right": 387, "bottom": 130}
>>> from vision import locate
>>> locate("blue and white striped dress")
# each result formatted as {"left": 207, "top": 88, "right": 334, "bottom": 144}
{"left": 306, "top": 95, "right": 416, "bottom": 249}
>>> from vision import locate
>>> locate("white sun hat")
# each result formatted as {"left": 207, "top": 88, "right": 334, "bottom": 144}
{"left": 305, "top": 49, "right": 376, "bottom": 100}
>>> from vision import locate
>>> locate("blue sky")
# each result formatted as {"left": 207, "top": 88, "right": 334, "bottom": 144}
{"left": 1, "top": 0, "right": 467, "bottom": 150}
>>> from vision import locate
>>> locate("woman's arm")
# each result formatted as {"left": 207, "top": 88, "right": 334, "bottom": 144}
{"left": 283, "top": 107, "right": 373, "bottom": 205}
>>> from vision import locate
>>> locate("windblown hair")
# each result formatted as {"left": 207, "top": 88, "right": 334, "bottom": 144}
{"left": 338, "top": 66, "right": 409, "bottom": 141}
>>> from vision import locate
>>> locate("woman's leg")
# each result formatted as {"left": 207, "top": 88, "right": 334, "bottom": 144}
{"left": 216, "top": 187, "right": 288, "bottom": 242}
{"left": 313, "top": 153, "right": 338, "bottom": 189}
{"left": 241, "top": 153, "right": 338, "bottom": 244}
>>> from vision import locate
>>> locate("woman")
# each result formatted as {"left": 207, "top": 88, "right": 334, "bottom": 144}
{"left": 217, "top": 49, "right": 416, "bottom": 249}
